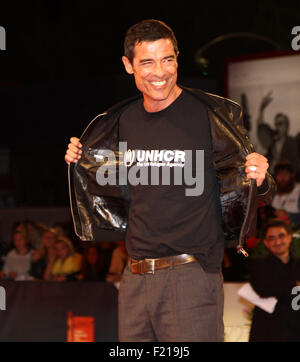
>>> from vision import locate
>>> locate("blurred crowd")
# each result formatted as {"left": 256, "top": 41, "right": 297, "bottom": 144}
{"left": 0, "top": 220, "right": 128, "bottom": 283}
{"left": 222, "top": 160, "right": 300, "bottom": 281}
{"left": 1, "top": 160, "right": 300, "bottom": 286}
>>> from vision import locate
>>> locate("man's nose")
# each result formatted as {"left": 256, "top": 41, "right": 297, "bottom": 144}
{"left": 273, "top": 236, "right": 284, "bottom": 243}
{"left": 153, "top": 62, "right": 165, "bottom": 77}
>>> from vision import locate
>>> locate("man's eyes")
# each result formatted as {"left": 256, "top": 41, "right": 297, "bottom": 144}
{"left": 140, "top": 61, "right": 152, "bottom": 66}
{"left": 140, "top": 58, "right": 175, "bottom": 66}
{"left": 163, "top": 57, "right": 175, "bottom": 63}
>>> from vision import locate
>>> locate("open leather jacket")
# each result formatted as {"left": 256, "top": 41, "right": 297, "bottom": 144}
{"left": 68, "top": 87, "right": 276, "bottom": 254}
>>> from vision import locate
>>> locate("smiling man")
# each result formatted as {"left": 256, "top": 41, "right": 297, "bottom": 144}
{"left": 65, "top": 19, "right": 275, "bottom": 342}
{"left": 249, "top": 219, "right": 300, "bottom": 341}
{"left": 122, "top": 37, "right": 181, "bottom": 112}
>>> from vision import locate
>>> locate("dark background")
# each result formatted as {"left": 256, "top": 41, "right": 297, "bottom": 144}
{"left": 0, "top": 0, "right": 299, "bottom": 207}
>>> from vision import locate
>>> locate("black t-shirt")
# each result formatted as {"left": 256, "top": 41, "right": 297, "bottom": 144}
{"left": 119, "top": 89, "right": 224, "bottom": 272}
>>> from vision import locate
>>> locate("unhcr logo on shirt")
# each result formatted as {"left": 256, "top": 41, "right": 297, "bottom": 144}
{"left": 124, "top": 149, "right": 135, "bottom": 167}
{"left": 0, "top": 26, "right": 6, "bottom": 50}
{"left": 93, "top": 142, "right": 204, "bottom": 196}
{"left": 123, "top": 149, "right": 185, "bottom": 168}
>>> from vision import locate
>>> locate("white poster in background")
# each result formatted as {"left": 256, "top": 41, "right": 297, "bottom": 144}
{"left": 227, "top": 54, "right": 300, "bottom": 175}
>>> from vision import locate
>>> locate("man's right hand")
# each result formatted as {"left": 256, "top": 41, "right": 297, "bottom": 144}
{"left": 65, "top": 137, "right": 82, "bottom": 165}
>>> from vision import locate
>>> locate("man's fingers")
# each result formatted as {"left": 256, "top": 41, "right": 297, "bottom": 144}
{"left": 68, "top": 143, "right": 82, "bottom": 154}
{"left": 67, "top": 149, "right": 81, "bottom": 160}
{"left": 65, "top": 155, "right": 77, "bottom": 164}
{"left": 70, "top": 137, "right": 82, "bottom": 148}
{"left": 245, "top": 161, "right": 269, "bottom": 172}
{"left": 246, "top": 152, "right": 268, "bottom": 163}
{"left": 246, "top": 170, "right": 265, "bottom": 179}
{"left": 65, "top": 136, "right": 81, "bottom": 165}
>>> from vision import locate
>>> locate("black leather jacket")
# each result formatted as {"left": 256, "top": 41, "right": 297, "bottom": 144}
{"left": 68, "top": 87, "right": 276, "bottom": 254}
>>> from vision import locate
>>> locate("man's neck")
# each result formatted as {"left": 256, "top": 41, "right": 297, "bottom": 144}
{"left": 143, "top": 86, "right": 182, "bottom": 113}
{"left": 277, "top": 253, "right": 290, "bottom": 264}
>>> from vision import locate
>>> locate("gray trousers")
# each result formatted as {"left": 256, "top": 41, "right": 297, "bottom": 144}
{"left": 118, "top": 260, "right": 224, "bottom": 342}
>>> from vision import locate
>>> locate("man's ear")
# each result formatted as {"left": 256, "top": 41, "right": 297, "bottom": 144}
{"left": 122, "top": 56, "right": 134, "bottom": 74}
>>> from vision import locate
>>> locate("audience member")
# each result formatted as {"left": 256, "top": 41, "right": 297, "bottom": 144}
{"left": 106, "top": 241, "right": 128, "bottom": 283}
{"left": 248, "top": 219, "right": 300, "bottom": 341}
{"left": 0, "top": 231, "right": 32, "bottom": 280}
{"left": 30, "top": 228, "right": 58, "bottom": 280}
{"left": 77, "top": 245, "right": 106, "bottom": 281}
{"left": 13, "top": 220, "right": 45, "bottom": 249}
{"left": 98, "top": 241, "right": 115, "bottom": 275}
{"left": 52, "top": 221, "right": 83, "bottom": 254}
{"left": 272, "top": 161, "right": 300, "bottom": 224}
{"left": 44, "top": 236, "right": 82, "bottom": 282}
{"left": 52, "top": 222, "right": 69, "bottom": 238}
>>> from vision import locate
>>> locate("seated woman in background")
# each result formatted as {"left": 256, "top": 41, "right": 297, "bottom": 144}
{"left": 77, "top": 245, "right": 106, "bottom": 282}
{"left": 0, "top": 231, "right": 32, "bottom": 280}
{"left": 30, "top": 228, "right": 58, "bottom": 280}
{"left": 44, "top": 236, "right": 82, "bottom": 282}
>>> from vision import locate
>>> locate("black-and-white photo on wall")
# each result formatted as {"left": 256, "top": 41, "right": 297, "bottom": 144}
{"left": 226, "top": 52, "right": 300, "bottom": 180}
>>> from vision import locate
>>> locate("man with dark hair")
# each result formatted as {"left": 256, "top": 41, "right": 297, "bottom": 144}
{"left": 272, "top": 161, "right": 300, "bottom": 224}
{"left": 249, "top": 219, "right": 300, "bottom": 341}
{"left": 256, "top": 92, "right": 299, "bottom": 176}
{"left": 123, "top": 19, "right": 178, "bottom": 64}
{"left": 65, "top": 19, "right": 275, "bottom": 341}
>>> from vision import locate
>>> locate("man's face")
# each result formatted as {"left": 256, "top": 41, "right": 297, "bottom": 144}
{"left": 275, "top": 115, "right": 288, "bottom": 138}
{"left": 264, "top": 226, "right": 292, "bottom": 258}
{"left": 275, "top": 169, "right": 294, "bottom": 194}
{"left": 122, "top": 38, "right": 181, "bottom": 112}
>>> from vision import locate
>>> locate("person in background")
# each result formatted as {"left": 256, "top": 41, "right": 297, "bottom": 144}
{"left": 30, "top": 227, "right": 58, "bottom": 280}
{"left": 248, "top": 219, "right": 300, "bottom": 341}
{"left": 0, "top": 231, "right": 32, "bottom": 280}
{"left": 52, "top": 222, "right": 69, "bottom": 238}
{"left": 13, "top": 220, "right": 44, "bottom": 249}
{"left": 44, "top": 236, "right": 82, "bottom": 282}
{"left": 98, "top": 241, "right": 115, "bottom": 275}
{"left": 52, "top": 221, "right": 83, "bottom": 254}
{"left": 106, "top": 241, "right": 128, "bottom": 284}
{"left": 77, "top": 245, "right": 106, "bottom": 281}
{"left": 256, "top": 92, "right": 299, "bottom": 178}
{"left": 272, "top": 161, "right": 300, "bottom": 224}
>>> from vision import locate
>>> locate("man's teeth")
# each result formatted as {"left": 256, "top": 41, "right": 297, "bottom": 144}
{"left": 151, "top": 80, "right": 166, "bottom": 86}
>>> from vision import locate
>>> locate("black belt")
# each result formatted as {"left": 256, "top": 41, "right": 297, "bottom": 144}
{"left": 129, "top": 253, "right": 196, "bottom": 275}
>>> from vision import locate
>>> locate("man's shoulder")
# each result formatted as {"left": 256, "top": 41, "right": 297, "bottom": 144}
{"left": 119, "top": 97, "right": 143, "bottom": 118}
{"left": 181, "top": 86, "right": 242, "bottom": 112}
{"left": 249, "top": 255, "right": 274, "bottom": 271}
{"left": 105, "top": 94, "right": 142, "bottom": 116}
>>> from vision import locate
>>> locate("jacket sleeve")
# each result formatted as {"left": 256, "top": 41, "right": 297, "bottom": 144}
{"left": 234, "top": 100, "right": 277, "bottom": 207}
{"left": 257, "top": 172, "right": 276, "bottom": 207}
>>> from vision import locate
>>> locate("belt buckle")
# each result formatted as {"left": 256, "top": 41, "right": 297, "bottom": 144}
{"left": 150, "top": 259, "right": 155, "bottom": 274}
{"left": 144, "top": 259, "right": 155, "bottom": 275}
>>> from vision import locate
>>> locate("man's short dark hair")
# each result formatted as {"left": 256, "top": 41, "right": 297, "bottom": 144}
{"left": 124, "top": 19, "right": 178, "bottom": 63}
{"left": 274, "top": 161, "right": 294, "bottom": 176}
{"left": 263, "top": 218, "right": 291, "bottom": 239}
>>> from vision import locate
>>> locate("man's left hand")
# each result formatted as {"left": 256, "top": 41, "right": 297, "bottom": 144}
{"left": 245, "top": 152, "right": 269, "bottom": 187}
